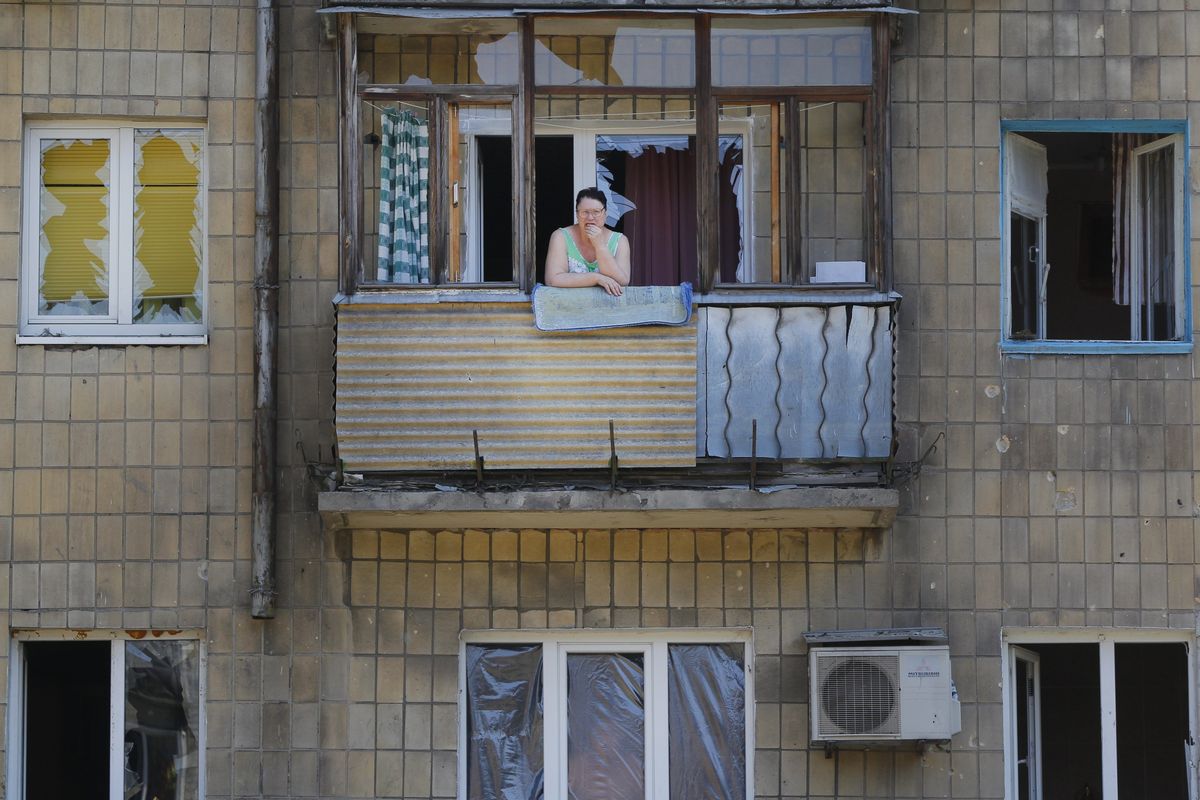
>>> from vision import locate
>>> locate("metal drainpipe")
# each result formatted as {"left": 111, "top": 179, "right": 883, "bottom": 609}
{"left": 251, "top": 0, "right": 279, "bottom": 619}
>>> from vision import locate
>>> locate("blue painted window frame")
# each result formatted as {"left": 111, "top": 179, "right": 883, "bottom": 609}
{"left": 999, "top": 119, "right": 1192, "bottom": 355}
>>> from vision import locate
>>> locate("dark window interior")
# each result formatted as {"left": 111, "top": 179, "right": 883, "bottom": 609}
{"left": 1030, "top": 643, "right": 1104, "bottom": 799}
{"left": 1115, "top": 642, "right": 1189, "bottom": 799}
{"left": 1024, "top": 132, "right": 1130, "bottom": 341}
{"left": 25, "top": 641, "right": 110, "bottom": 800}
{"left": 1027, "top": 642, "right": 1189, "bottom": 800}
{"left": 477, "top": 136, "right": 515, "bottom": 283}
{"left": 477, "top": 136, "right": 575, "bottom": 284}
{"left": 534, "top": 136, "right": 575, "bottom": 284}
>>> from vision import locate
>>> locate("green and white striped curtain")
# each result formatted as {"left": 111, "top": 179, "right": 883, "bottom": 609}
{"left": 377, "top": 110, "right": 430, "bottom": 283}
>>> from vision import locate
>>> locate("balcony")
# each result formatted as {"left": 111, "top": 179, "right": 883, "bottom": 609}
{"left": 324, "top": 291, "right": 898, "bottom": 529}
{"left": 332, "top": 292, "right": 895, "bottom": 470}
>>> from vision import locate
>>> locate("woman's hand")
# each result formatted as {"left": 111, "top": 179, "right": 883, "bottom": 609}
{"left": 595, "top": 273, "right": 623, "bottom": 296}
{"left": 584, "top": 223, "right": 605, "bottom": 244}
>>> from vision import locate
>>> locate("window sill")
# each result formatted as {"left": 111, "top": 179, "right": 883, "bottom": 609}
{"left": 696, "top": 288, "right": 899, "bottom": 306}
{"left": 335, "top": 288, "right": 901, "bottom": 307}
{"left": 334, "top": 288, "right": 528, "bottom": 305}
{"left": 1001, "top": 339, "right": 1193, "bottom": 355}
{"left": 17, "top": 334, "right": 209, "bottom": 346}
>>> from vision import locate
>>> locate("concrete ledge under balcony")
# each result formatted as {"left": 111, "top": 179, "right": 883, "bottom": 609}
{"left": 318, "top": 486, "right": 899, "bottom": 531}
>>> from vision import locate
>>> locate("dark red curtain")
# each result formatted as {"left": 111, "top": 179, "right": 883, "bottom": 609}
{"left": 717, "top": 144, "right": 744, "bottom": 284}
{"left": 621, "top": 147, "right": 698, "bottom": 286}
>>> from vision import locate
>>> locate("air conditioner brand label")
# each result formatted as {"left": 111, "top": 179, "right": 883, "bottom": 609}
{"left": 906, "top": 670, "right": 941, "bottom": 678}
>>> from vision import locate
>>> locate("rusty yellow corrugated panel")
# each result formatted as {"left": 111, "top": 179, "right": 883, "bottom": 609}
{"left": 335, "top": 302, "right": 698, "bottom": 471}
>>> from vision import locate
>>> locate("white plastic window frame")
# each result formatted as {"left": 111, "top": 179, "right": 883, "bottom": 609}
{"left": 5, "top": 628, "right": 208, "bottom": 800}
{"left": 1001, "top": 627, "right": 1199, "bottom": 800}
{"left": 457, "top": 627, "right": 755, "bottom": 800}
{"left": 459, "top": 116, "right": 755, "bottom": 284}
{"left": 20, "top": 121, "right": 208, "bottom": 345}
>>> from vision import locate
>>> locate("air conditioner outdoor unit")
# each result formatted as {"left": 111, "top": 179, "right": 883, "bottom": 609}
{"left": 810, "top": 645, "right": 961, "bottom": 743}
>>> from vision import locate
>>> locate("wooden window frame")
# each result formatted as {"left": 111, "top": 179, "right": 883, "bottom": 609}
{"left": 339, "top": 12, "right": 893, "bottom": 295}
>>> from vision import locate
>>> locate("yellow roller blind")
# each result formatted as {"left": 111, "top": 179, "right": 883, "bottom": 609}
{"left": 39, "top": 139, "right": 110, "bottom": 307}
{"left": 134, "top": 131, "right": 202, "bottom": 319}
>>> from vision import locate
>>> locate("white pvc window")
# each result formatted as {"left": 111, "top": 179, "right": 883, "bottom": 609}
{"left": 21, "top": 122, "right": 207, "bottom": 344}
{"left": 459, "top": 628, "right": 754, "bottom": 800}
{"left": 1002, "top": 629, "right": 1198, "bottom": 800}
{"left": 6, "top": 630, "right": 206, "bottom": 800}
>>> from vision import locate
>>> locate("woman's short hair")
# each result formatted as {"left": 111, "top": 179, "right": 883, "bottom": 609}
{"left": 575, "top": 187, "right": 607, "bottom": 208}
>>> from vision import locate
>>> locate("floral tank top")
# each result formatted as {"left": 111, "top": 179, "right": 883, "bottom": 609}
{"left": 562, "top": 227, "right": 622, "bottom": 273}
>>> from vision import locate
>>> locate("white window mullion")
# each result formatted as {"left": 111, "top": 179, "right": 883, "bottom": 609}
{"left": 1171, "top": 134, "right": 1186, "bottom": 339}
{"left": 650, "top": 641, "right": 670, "bottom": 800}
{"left": 108, "top": 640, "right": 126, "bottom": 800}
{"left": 1099, "top": 638, "right": 1119, "bottom": 800}
{"left": 1187, "top": 641, "right": 1199, "bottom": 800}
{"left": 114, "top": 128, "right": 135, "bottom": 326}
{"left": 744, "top": 641, "right": 756, "bottom": 800}
{"left": 6, "top": 640, "right": 26, "bottom": 800}
{"left": 543, "top": 642, "right": 563, "bottom": 800}
{"left": 574, "top": 132, "right": 596, "bottom": 196}
{"left": 21, "top": 133, "right": 42, "bottom": 330}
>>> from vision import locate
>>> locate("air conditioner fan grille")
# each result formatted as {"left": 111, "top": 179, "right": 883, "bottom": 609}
{"left": 817, "top": 654, "right": 899, "bottom": 736}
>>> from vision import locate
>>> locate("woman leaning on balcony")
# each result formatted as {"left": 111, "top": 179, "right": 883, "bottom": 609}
{"left": 544, "top": 187, "right": 632, "bottom": 297}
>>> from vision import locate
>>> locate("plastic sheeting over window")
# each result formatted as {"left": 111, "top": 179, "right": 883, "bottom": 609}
{"left": 464, "top": 639, "right": 748, "bottom": 800}
{"left": 567, "top": 653, "right": 646, "bottom": 800}
{"left": 668, "top": 644, "right": 747, "bottom": 800}
{"left": 39, "top": 138, "right": 111, "bottom": 316}
{"left": 124, "top": 639, "right": 202, "bottom": 800}
{"left": 133, "top": 129, "right": 204, "bottom": 324}
{"left": 467, "top": 644, "right": 545, "bottom": 800}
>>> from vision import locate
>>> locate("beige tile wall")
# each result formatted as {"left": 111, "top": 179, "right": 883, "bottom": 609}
{"left": 0, "top": 0, "right": 339, "bottom": 798}
{"left": 2, "top": 1, "right": 1199, "bottom": 799}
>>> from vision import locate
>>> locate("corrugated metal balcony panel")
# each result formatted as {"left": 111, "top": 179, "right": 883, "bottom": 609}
{"left": 335, "top": 303, "right": 698, "bottom": 471}
{"left": 699, "top": 304, "right": 895, "bottom": 460}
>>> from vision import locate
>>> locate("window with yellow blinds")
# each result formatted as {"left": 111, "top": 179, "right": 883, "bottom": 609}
{"left": 21, "top": 123, "right": 206, "bottom": 343}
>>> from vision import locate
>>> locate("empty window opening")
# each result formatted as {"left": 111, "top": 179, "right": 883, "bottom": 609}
{"left": 25, "top": 641, "right": 111, "bottom": 799}
{"left": 1009, "top": 640, "right": 1191, "bottom": 800}
{"left": 1005, "top": 128, "right": 1185, "bottom": 345}
{"left": 9, "top": 635, "right": 204, "bottom": 800}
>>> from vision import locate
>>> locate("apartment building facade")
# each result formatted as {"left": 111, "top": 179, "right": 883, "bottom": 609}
{"left": 0, "top": 0, "right": 1197, "bottom": 799}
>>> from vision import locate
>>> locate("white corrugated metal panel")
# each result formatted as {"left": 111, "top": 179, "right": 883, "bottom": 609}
{"left": 336, "top": 303, "right": 698, "bottom": 471}
{"left": 699, "top": 304, "right": 894, "bottom": 460}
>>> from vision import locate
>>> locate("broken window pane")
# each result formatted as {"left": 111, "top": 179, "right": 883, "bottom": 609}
{"left": 596, "top": 134, "right": 698, "bottom": 286}
{"left": 39, "top": 138, "right": 111, "bottom": 316}
{"left": 534, "top": 18, "right": 695, "bottom": 88}
{"left": 358, "top": 17, "right": 519, "bottom": 85}
{"left": 712, "top": 18, "right": 872, "bottom": 87}
{"left": 567, "top": 653, "right": 645, "bottom": 800}
{"left": 134, "top": 129, "right": 203, "bottom": 324}
{"left": 124, "top": 639, "right": 202, "bottom": 800}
